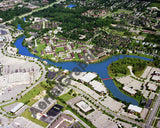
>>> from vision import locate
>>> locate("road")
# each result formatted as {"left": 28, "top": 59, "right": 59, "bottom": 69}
{"left": 2, "top": 0, "right": 64, "bottom": 24}
{"left": 144, "top": 92, "right": 160, "bottom": 128}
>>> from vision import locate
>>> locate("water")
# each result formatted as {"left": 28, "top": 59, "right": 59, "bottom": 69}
{"left": 14, "top": 36, "right": 153, "bottom": 106}
{"left": 17, "top": 24, "right": 23, "bottom": 30}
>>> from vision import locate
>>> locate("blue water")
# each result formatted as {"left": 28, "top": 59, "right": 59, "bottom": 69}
{"left": 23, "top": 17, "right": 26, "bottom": 22}
{"left": 17, "top": 24, "right": 23, "bottom": 30}
{"left": 68, "top": 4, "right": 76, "bottom": 8}
{"left": 14, "top": 36, "right": 153, "bottom": 106}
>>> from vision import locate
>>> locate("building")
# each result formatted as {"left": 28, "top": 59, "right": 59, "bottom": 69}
{"left": 152, "top": 75, "right": 160, "bottom": 82}
{"left": 89, "top": 80, "right": 106, "bottom": 94}
{"left": 76, "top": 101, "right": 92, "bottom": 113}
{"left": 122, "top": 86, "right": 136, "bottom": 96}
{"left": 50, "top": 114, "right": 74, "bottom": 128}
{"left": 79, "top": 72, "right": 97, "bottom": 83}
{"left": 10, "top": 103, "right": 24, "bottom": 113}
{"left": 128, "top": 104, "right": 142, "bottom": 114}
{"left": 147, "top": 83, "right": 157, "bottom": 91}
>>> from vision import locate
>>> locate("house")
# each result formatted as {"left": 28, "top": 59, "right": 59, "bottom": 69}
{"left": 147, "top": 83, "right": 157, "bottom": 91}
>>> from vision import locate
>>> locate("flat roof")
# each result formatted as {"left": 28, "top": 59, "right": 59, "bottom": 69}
{"left": 147, "top": 83, "right": 157, "bottom": 91}
{"left": 152, "top": 75, "right": 160, "bottom": 81}
{"left": 10, "top": 103, "right": 24, "bottom": 113}
{"left": 76, "top": 101, "right": 92, "bottom": 113}
{"left": 80, "top": 72, "right": 97, "bottom": 83}
{"left": 128, "top": 104, "right": 142, "bottom": 113}
{"left": 89, "top": 80, "right": 106, "bottom": 93}
{"left": 123, "top": 86, "right": 136, "bottom": 95}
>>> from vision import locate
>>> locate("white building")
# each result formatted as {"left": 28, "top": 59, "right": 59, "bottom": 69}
{"left": 80, "top": 72, "right": 97, "bottom": 83}
{"left": 147, "top": 83, "right": 157, "bottom": 91}
{"left": 89, "top": 80, "right": 106, "bottom": 94}
{"left": 76, "top": 101, "right": 92, "bottom": 113}
{"left": 128, "top": 104, "right": 142, "bottom": 114}
{"left": 10, "top": 103, "right": 24, "bottom": 113}
{"left": 123, "top": 86, "right": 136, "bottom": 96}
{"left": 152, "top": 75, "right": 160, "bottom": 81}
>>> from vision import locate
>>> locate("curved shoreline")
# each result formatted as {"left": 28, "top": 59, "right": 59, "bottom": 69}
{"left": 14, "top": 36, "right": 153, "bottom": 106}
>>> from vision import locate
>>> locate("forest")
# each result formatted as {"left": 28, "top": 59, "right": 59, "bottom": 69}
{"left": 108, "top": 58, "right": 151, "bottom": 77}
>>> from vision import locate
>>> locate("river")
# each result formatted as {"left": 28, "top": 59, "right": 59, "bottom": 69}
{"left": 14, "top": 36, "right": 153, "bottom": 106}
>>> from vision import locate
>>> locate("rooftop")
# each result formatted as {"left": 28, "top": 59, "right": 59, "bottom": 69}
{"left": 79, "top": 72, "right": 97, "bottom": 83}
{"left": 89, "top": 80, "right": 106, "bottom": 93}
{"left": 128, "top": 104, "right": 142, "bottom": 113}
{"left": 76, "top": 101, "right": 92, "bottom": 113}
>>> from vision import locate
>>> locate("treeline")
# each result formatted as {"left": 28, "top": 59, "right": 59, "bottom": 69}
{"left": 144, "top": 34, "right": 160, "bottom": 44}
{"left": 109, "top": 58, "right": 148, "bottom": 76}
{"left": 0, "top": 7, "right": 31, "bottom": 21}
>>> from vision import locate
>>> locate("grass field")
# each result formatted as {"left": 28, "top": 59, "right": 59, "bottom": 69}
{"left": 18, "top": 84, "right": 44, "bottom": 106}
{"left": 21, "top": 108, "right": 48, "bottom": 127}
{"left": 149, "top": 3, "right": 160, "bottom": 9}
{"left": 59, "top": 92, "right": 74, "bottom": 102}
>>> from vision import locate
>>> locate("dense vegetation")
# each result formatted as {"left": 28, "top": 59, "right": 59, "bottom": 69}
{"left": 108, "top": 58, "right": 151, "bottom": 77}
{"left": 32, "top": 5, "right": 116, "bottom": 41}
{"left": 0, "top": 7, "right": 31, "bottom": 21}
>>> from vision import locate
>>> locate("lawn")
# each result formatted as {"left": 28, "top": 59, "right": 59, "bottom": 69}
{"left": 113, "top": 9, "right": 132, "bottom": 14}
{"left": 149, "top": 3, "right": 160, "bottom": 9}
{"left": 21, "top": 108, "right": 48, "bottom": 127}
{"left": 59, "top": 93, "right": 74, "bottom": 102}
{"left": 18, "top": 84, "right": 45, "bottom": 106}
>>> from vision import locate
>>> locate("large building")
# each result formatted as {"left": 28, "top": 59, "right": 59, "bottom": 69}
{"left": 79, "top": 72, "right": 97, "bottom": 83}
{"left": 122, "top": 86, "right": 136, "bottom": 96}
{"left": 128, "top": 104, "right": 142, "bottom": 114}
{"left": 76, "top": 101, "right": 92, "bottom": 113}
{"left": 89, "top": 80, "right": 107, "bottom": 94}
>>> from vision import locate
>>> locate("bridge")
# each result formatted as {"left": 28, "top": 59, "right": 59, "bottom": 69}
{"left": 102, "top": 77, "right": 112, "bottom": 81}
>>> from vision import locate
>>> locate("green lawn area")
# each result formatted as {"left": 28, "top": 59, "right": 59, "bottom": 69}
{"left": 55, "top": 47, "right": 64, "bottom": 53}
{"left": 18, "top": 84, "right": 45, "bottom": 106}
{"left": 149, "top": 3, "right": 160, "bottom": 9}
{"left": 156, "top": 106, "right": 160, "bottom": 117}
{"left": 59, "top": 93, "right": 74, "bottom": 102}
{"left": 108, "top": 64, "right": 130, "bottom": 78}
{"left": 113, "top": 9, "right": 132, "bottom": 14}
{"left": 21, "top": 109, "right": 48, "bottom": 128}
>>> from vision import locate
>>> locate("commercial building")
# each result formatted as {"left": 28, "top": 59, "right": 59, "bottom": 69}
{"left": 76, "top": 101, "right": 92, "bottom": 113}
{"left": 10, "top": 103, "right": 24, "bottom": 113}
{"left": 152, "top": 75, "right": 160, "bottom": 82}
{"left": 147, "top": 83, "right": 157, "bottom": 91}
{"left": 79, "top": 72, "right": 97, "bottom": 83}
{"left": 89, "top": 80, "right": 106, "bottom": 94}
{"left": 123, "top": 86, "right": 136, "bottom": 96}
{"left": 50, "top": 114, "right": 74, "bottom": 128}
{"left": 128, "top": 104, "right": 142, "bottom": 114}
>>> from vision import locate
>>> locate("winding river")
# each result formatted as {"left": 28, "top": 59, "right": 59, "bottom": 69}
{"left": 14, "top": 36, "right": 153, "bottom": 106}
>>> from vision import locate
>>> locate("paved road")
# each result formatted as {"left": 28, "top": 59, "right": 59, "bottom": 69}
{"left": 144, "top": 92, "right": 160, "bottom": 128}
